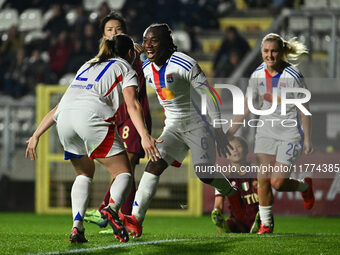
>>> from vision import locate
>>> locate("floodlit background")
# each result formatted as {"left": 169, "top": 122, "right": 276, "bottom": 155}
{"left": 0, "top": 0, "right": 339, "bottom": 216}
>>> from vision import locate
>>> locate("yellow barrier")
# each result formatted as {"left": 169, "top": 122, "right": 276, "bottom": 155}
{"left": 35, "top": 85, "right": 202, "bottom": 216}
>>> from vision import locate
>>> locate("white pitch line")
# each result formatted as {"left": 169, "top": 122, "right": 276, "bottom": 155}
{"left": 30, "top": 238, "right": 191, "bottom": 255}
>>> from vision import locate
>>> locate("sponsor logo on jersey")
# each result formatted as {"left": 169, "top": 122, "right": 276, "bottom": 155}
{"left": 86, "top": 84, "right": 93, "bottom": 90}
{"left": 231, "top": 181, "right": 237, "bottom": 187}
{"left": 259, "top": 81, "right": 265, "bottom": 86}
{"left": 166, "top": 74, "right": 174, "bottom": 83}
{"left": 148, "top": 78, "right": 153, "bottom": 84}
{"left": 133, "top": 201, "right": 139, "bottom": 206}
{"left": 280, "top": 82, "right": 287, "bottom": 87}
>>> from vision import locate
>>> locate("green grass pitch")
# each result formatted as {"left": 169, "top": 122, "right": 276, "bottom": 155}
{"left": 0, "top": 213, "right": 340, "bottom": 255}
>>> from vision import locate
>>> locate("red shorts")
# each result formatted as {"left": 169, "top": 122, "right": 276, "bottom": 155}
{"left": 117, "top": 118, "right": 144, "bottom": 159}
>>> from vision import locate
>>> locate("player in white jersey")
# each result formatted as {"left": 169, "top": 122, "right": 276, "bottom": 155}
{"left": 118, "top": 23, "right": 247, "bottom": 238}
{"left": 25, "top": 34, "right": 161, "bottom": 243}
{"left": 227, "top": 33, "right": 315, "bottom": 234}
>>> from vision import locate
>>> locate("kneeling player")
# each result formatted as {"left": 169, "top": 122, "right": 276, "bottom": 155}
{"left": 211, "top": 136, "right": 260, "bottom": 233}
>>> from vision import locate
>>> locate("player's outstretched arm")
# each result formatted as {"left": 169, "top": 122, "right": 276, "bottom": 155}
{"left": 25, "top": 104, "right": 58, "bottom": 160}
{"left": 226, "top": 98, "right": 250, "bottom": 139}
{"left": 214, "top": 128, "right": 233, "bottom": 156}
{"left": 123, "top": 86, "right": 162, "bottom": 162}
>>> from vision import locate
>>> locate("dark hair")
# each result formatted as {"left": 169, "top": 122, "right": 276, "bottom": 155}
{"left": 146, "top": 23, "right": 177, "bottom": 53}
{"left": 99, "top": 11, "right": 127, "bottom": 35}
{"left": 89, "top": 34, "right": 134, "bottom": 65}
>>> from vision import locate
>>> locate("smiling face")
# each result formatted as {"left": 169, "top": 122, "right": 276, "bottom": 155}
{"left": 103, "top": 19, "right": 124, "bottom": 39}
{"left": 142, "top": 28, "right": 169, "bottom": 66}
{"left": 227, "top": 139, "right": 247, "bottom": 164}
{"left": 261, "top": 40, "right": 283, "bottom": 71}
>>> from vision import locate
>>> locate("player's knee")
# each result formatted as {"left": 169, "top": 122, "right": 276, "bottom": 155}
{"left": 270, "top": 178, "right": 285, "bottom": 190}
{"left": 145, "top": 159, "right": 168, "bottom": 176}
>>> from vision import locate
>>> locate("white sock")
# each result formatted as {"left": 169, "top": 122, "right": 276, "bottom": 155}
{"left": 71, "top": 175, "right": 92, "bottom": 231}
{"left": 109, "top": 172, "right": 132, "bottom": 212}
{"left": 132, "top": 172, "right": 159, "bottom": 223}
{"left": 296, "top": 179, "right": 309, "bottom": 192}
{"left": 259, "top": 205, "right": 273, "bottom": 227}
{"left": 210, "top": 177, "right": 236, "bottom": 197}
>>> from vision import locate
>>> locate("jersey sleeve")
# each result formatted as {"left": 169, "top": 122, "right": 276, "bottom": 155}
{"left": 188, "top": 63, "right": 208, "bottom": 88}
{"left": 121, "top": 70, "right": 138, "bottom": 90}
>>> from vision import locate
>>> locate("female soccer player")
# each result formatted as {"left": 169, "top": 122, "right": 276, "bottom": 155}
{"left": 211, "top": 136, "right": 259, "bottom": 233}
{"left": 25, "top": 34, "right": 160, "bottom": 243}
{"left": 84, "top": 12, "right": 152, "bottom": 226}
{"left": 227, "top": 33, "right": 314, "bottom": 234}
{"left": 118, "top": 23, "right": 245, "bottom": 238}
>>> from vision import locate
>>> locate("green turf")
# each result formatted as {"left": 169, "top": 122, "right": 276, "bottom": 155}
{"left": 0, "top": 213, "right": 340, "bottom": 255}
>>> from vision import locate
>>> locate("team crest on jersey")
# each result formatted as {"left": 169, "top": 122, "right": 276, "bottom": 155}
{"left": 231, "top": 181, "right": 237, "bottom": 187}
{"left": 259, "top": 81, "right": 264, "bottom": 86}
{"left": 241, "top": 182, "right": 249, "bottom": 191}
{"left": 148, "top": 78, "right": 153, "bottom": 84}
{"left": 166, "top": 74, "right": 174, "bottom": 83}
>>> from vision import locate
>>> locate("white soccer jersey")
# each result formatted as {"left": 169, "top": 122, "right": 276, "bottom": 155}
{"left": 54, "top": 57, "right": 138, "bottom": 123}
{"left": 248, "top": 62, "right": 307, "bottom": 141}
{"left": 142, "top": 52, "right": 210, "bottom": 128}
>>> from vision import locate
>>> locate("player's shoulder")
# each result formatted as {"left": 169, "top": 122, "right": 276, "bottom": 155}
{"left": 169, "top": 51, "right": 197, "bottom": 72}
{"left": 142, "top": 58, "right": 152, "bottom": 72}
{"left": 283, "top": 63, "right": 303, "bottom": 78}
{"left": 250, "top": 62, "right": 265, "bottom": 78}
{"left": 114, "top": 57, "right": 132, "bottom": 70}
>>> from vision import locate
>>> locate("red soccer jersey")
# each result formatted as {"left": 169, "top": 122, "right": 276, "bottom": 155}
{"left": 228, "top": 176, "right": 258, "bottom": 230}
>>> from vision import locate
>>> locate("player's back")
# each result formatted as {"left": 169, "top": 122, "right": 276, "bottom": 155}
{"left": 55, "top": 57, "right": 137, "bottom": 122}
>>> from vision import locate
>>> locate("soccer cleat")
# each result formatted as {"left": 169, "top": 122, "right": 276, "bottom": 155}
{"left": 101, "top": 207, "right": 129, "bottom": 243}
{"left": 301, "top": 177, "right": 315, "bottom": 210}
{"left": 211, "top": 209, "right": 229, "bottom": 233}
{"left": 69, "top": 227, "right": 88, "bottom": 243}
{"left": 257, "top": 223, "right": 273, "bottom": 234}
{"left": 250, "top": 212, "right": 261, "bottom": 233}
{"left": 84, "top": 210, "right": 108, "bottom": 228}
{"left": 227, "top": 190, "right": 245, "bottom": 221}
{"left": 118, "top": 212, "right": 143, "bottom": 238}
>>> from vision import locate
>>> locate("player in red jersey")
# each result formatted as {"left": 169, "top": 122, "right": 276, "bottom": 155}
{"left": 211, "top": 136, "right": 260, "bottom": 233}
{"left": 84, "top": 12, "right": 152, "bottom": 226}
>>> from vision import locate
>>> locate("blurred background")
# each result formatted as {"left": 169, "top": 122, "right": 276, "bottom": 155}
{"left": 0, "top": 0, "right": 339, "bottom": 216}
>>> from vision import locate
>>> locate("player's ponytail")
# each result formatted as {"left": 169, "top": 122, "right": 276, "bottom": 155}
{"left": 261, "top": 33, "right": 308, "bottom": 62}
{"left": 89, "top": 34, "right": 134, "bottom": 65}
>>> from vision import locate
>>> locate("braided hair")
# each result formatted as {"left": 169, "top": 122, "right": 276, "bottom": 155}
{"left": 145, "top": 23, "right": 177, "bottom": 53}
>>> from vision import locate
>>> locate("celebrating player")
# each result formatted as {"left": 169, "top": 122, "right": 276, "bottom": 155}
{"left": 227, "top": 33, "right": 315, "bottom": 234}
{"left": 211, "top": 136, "right": 260, "bottom": 233}
{"left": 84, "top": 11, "right": 152, "bottom": 227}
{"left": 118, "top": 23, "right": 245, "bottom": 238}
{"left": 25, "top": 34, "right": 161, "bottom": 243}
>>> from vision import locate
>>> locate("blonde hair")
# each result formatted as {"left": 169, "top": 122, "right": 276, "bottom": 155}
{"left": 261, "top": 33, "right": 308, "bottom": 62}
{"left": 88, "top": 34, "right": 134, "bottom": 66}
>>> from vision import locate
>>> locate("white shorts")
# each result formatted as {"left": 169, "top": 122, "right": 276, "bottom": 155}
{"left": 254, "top": 135, "right": 302, "bottom": 165}
{"left": 156, "top": 124, "right": 216, "bottom": 167}
{"left": 55, "top": 109, "right": 125, "bottom": 160}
